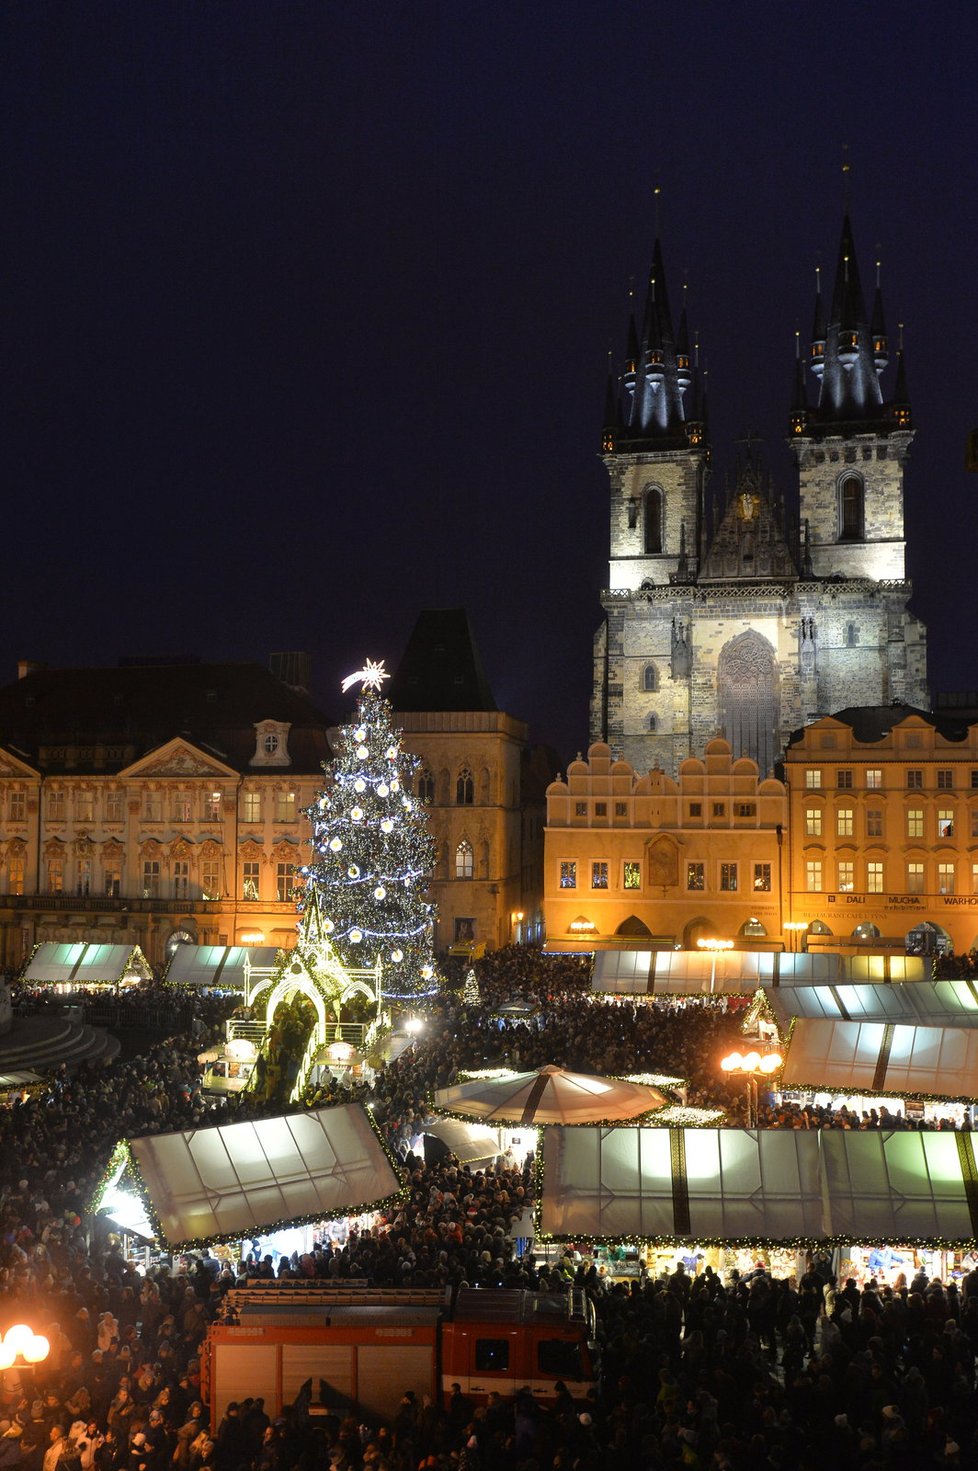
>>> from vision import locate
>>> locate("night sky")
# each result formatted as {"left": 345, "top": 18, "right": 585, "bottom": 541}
{"left": 3, "top": 3, "right": 977, "bottom": 765}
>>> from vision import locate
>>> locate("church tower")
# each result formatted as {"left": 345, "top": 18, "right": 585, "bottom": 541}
{"left": 591, "top": 207, "right": 928, "bottom": 778}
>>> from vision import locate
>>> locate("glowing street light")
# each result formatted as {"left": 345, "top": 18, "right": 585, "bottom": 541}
{"left": 0, "top": 1325, "right": 50, "bottom": 1371}
{"left": 720, "top": 1049, "right": 783, "bottom": 1127}
{"left": 697, "top": 936, "right": 734, "bottom": 993}
{"left": 784, "top": 920, "right": 808, "bottom": 954}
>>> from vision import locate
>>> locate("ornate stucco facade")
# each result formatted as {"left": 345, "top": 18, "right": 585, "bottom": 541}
{"left": 0, "top": 661, "right": 330, "bottom": 970}
{"left": 591, "top": 214, "right": 927, "bottom": 778}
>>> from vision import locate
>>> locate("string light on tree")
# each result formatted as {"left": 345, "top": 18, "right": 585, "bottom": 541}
{"left": 300, "top": 659, "right": 439, "bottom": 999}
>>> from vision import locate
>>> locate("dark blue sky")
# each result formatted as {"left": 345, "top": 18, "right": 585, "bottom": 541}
{"left": 2, "top": 3, "right": 976, "bottom": 763}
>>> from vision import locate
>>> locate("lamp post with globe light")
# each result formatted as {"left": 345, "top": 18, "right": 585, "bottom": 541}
{"left": 697, "top": 936, "right": 734, "bottom": 993}
{"left": 720, "top": 1050, "right": 783, "bottom": 1128}
{"left": 0, "top": 1325, "right": 50, "bottom": 1395}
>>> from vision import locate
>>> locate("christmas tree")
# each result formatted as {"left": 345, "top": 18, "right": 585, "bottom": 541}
{"left": 462, "top": 968, "right": 480, "bottom": 1006}
{"left": 302, "top": 659, "right": 439, "bottom": 999}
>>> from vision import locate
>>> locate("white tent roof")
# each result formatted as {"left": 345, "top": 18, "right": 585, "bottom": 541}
{"left": 781, "top": 1018, "right": 978, "bottom": 1100}
{"left": 423, "top": 1118, "right": 500, "bottom": 1164}
{"left": 21, "top": 942, "right": 152, "bottom": 985}
{"left": 434, "top": 1065, "right": 668, "bottom": 1125}
{"left": 592, "top": 949, "right": 925, "bottom": 995}
{"left": 540, "top": 1127, "right": 978, "bottom": 1243}
{"left": 129, "top": 1103, "right": 401, "bottom": 1246}
{"left": 766, "top": 980, "right": 978, "bottom": 1031}
{"left": 163, "top": 944, "right": 281, "bottom": 989}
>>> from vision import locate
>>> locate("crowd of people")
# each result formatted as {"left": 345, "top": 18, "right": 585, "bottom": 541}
{"left": 0, "top": 948, "right": 971, "bottom": 1467}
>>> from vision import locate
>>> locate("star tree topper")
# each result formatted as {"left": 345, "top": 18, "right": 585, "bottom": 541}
{"left": 341, "top": 658, "right": 390, "bottom": 694}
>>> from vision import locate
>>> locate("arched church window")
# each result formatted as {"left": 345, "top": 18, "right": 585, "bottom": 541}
{"left": 455, "top": 840, "right": 474, "bottom": 879}
{"left": 839, "top": 474, "right": 864, "bottom": 541}
{"left": 644, "top": 487, "right": 663, "bottom": 554}
{"left": 456, "top": 767, "right": 474, "bottom": 805}
{"left": 718, "top": 631, "right": 779, "bottom": 778}
{"left": 642, "top": 663, "right": 658, "bottom": 692}
{"left": 417, "top": 768, "right": 435, "bottom": 803}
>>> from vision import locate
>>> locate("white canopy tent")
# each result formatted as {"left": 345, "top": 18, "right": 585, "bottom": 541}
{"left": 540, "top": 1127, "right": 978, "bottom": 1244}
{"left": 764, "top": 980, "right": 978, "bottom": 1031}
{"left": 781, "top": 1018, "right": 978, "bottom": 1100}
{"left": 434, "top": 1065, "right": 669, "bottom": 1126}
{"left": 163, "top": 944, "right": 281, "bottom": 990}
{"left": 20, "top": 942, "right": 152, "bottom": 986}
{"left": 128, "top": 1103, "right": 402, "bottom": 1246}
{"left": 422, "top": 1117, "right": 501, "bottom": 1164}
{"left": 592, "top": 949, "right": 925, "bottom": 996}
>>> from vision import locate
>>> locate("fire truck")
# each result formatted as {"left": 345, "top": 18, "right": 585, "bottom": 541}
{"left": 202, "top": 1282, "right": 599, "bottom": 1425}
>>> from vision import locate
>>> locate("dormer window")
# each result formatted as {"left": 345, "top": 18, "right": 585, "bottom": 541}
{"left": 252, "top": 720, "right": 291, "bottom": 767}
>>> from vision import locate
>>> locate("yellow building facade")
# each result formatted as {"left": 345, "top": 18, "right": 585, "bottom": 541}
{"left": 544, "top": 739, "right": 786, "bottom": 949}
{"left": 784, "top": 708, "right": 978, "bottom": 955}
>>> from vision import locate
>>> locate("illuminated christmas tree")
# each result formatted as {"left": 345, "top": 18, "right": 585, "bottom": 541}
{"left": 302, "top": 660, "right": 438, "bottom": 999}
{"left": 462, "top": 968, "right": 480, "bottom": 1006}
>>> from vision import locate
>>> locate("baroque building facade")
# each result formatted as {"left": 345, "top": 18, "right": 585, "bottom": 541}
{"left": 0, "top": 660, "right": 331, "bottom": 971}
{"left": 389, "top": 610, "right": 553, "bottom": 953}
{"left": 592, "top": 215, "right": 927, "bottom": 778}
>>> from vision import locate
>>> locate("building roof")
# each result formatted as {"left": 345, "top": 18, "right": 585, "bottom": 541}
{"left": 389, "top": 610, "right": 497, "bottom": 712}
{"left": 0, "top": 660, "right": 332, "bottom": 774}
{"left": 787, "top": 704, "right": 970, "bottom": 749}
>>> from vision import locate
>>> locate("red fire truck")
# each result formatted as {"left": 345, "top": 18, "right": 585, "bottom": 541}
{"left": 202, "top": 1282, "right": 599, "bottom": 1426}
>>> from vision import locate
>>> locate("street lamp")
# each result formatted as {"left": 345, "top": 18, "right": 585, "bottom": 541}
{"left": 720, "top": 1049, "right": 783, "bottom": 1127}
{"left": 0, "top": 1325, "right": 50, "bottom": 1370}
{"left": 697, "top": 937, "right": 734, "bottom": 993}
{"left": 784, "top": 921, "right": 808, "bottom": 954}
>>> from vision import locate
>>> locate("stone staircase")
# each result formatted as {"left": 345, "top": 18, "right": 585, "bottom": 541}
{"left": 0, "top": 1013, "right": 120, "bottom": 1077}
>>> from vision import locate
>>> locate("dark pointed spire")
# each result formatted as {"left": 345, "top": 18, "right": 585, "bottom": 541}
{"left": 810, "top": 264, "right": 826, "bottom": 381}
{"left": 612, "top": 221, "right": 696, "bottom": 449}
{"left": 808, "top": 215, "right": 885, "bottom": 425}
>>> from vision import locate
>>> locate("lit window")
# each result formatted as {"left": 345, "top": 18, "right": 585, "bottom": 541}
{"left": 938, "top": 809, "right": 955, "bottom": 838}
{"left": 719, "top": 862, "right": 738, "bottom": 892}
{"left": 837, "top": 808, "right": 853, "bottom": 837}
{"left": 242, "top": 862, "right": 260, "bottom": 900}
{"left": 276, "top": 863, "right": 294, "bottom": 901}
{"left": 837, "top": 860, "right": 854, "bottom": 892}
{"left": 559, "top": 861, "right": 577, "bottom": 890}
{"left": 867, "top": 862, "right": 884, "bottom": 894}
{"left": 623, "top": 861, "right": 641, "bottom": 890}
{"left": 837, "top": 770, "right": 853, "bottom": 789}
{"left": 939, "top": 862, "right": 956, "bottom": 895}
{"left": 805, "top": 808, "right": 822, "bottom": 836}
{"left": 103, "top": 861, "right": 120, "bottom": 898}
{"left": 455, "top": 841, "right": 474, "bottom": 879}
{"left": 203, "top": 791, "right": 221, "bottom": 822}
{"left": 274, "top": 791, "right": 297, "bottom": 823}
{"left": 907, "top": 809, "right": 924, "bottom": 839}
{"left": 866, "top": 769, "right": 883, "bottom": 789}
{"left": 907, "top": 770, "right": 923, "bottom": 789}
{"left": 686, "top": 862, "right": 705, "bottom": 891}
{"left": 242, "top": 791, "right": 261, "bottom": 822}
{"left": 805, "top": 769, "right": 822, "bottom": 789}
{"left": 142, "top": 860, "right": 160, "bottom": 898}
{"left": 907, "top": 863, "right": 924, "bottom": 895}
{"left": 202, "top": 860, "right": 221, "bottom": 899}
{"left": 591, "top": 861, "right": 609, "bottom": 890}
{"left": 805, "top": 860, "right": 822, "bottom": 892}
{"left": 6, "top": 854, "right": 24, "bottom": 895}
{"left": 866, "top": 809, "right": 883, "bottom": 837}
{"left": 753, "top": 863, "right": 771, "bottom": 892}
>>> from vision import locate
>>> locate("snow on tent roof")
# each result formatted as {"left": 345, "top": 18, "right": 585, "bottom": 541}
{"left": 591, "top": 949, "right": 925, "bottom": 995}
{"left": 20, "top": 941, "right": 152, "bottom": 985}
{"left": 540, "top": 1127, "right": 978, "bottom": 1244}
{"left": 129, "top": 1103, "right": 402, "bottom": 1246}
{"left": 781, "top": 1017, "right": 978, "bottom": 1100}
{"left": 766, "top": 980, "right": 978, "bottom": 1031}
{"left": 163, "top": 944, "right": 282, "bottom": 988}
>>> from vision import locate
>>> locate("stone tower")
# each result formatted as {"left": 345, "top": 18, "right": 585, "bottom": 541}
{"left": 591, "top": 214, "right": 928, "bottom": 777}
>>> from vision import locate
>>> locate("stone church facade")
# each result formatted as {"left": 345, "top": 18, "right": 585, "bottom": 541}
{"left": 591, "top": 217, "right": 927, "bottom": 778}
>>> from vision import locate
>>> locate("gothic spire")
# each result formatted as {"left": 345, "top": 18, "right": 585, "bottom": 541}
{"left": 608, "top": 228, "right": 697, "bottom": 451}
{"left": 809, "top": 214, "right": 885, "bottom": 424}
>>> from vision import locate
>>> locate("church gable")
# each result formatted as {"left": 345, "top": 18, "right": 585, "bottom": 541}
{"left": 0, "top": 746, "right": 40, "bottom": 779}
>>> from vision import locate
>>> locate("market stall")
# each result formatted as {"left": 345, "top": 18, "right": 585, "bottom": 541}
{"left": 19, "top": 941, "right": 153, "bottom": 988}
{"left": 163, "top": 943, "right": 281, "bottom": 990}
{"left": 762, "top": 979, "right": 978, "bottom": 1032}
{"left": 434, "top": 1064, "right": 669, "bottom": 1126}
{"left": 780, "top": 1018, "right": 978, "bottom": 1103}
{"left": 117, "top": 1102, "right": 402, "bottom": 1247}
{"left": 592, "top": 948, "right": 925, "bottom": 996}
